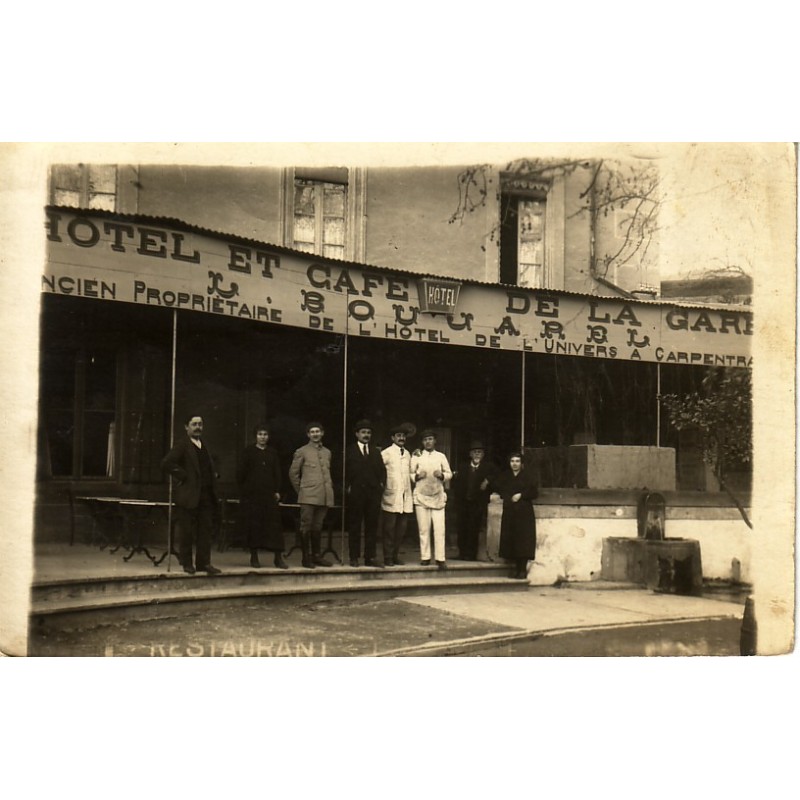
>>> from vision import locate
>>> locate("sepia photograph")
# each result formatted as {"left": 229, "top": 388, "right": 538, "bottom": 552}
{"left": 1, "top": 142, "right": 794, "bottom": 658}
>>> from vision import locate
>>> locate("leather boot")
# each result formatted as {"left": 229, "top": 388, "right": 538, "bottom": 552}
{"left": 250, "top": 549, "right": 261, "bottom": 568}
{"left": 300, "top": 532, "right": 315, "bottom": 569}
{"left": 274, "top": 551, "right": 289, "bottom": 569}
{"left": 311, "top": 531, "right": 332, "bottom": 567}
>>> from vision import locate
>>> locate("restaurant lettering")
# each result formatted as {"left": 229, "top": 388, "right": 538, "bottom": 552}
{"left": 43, "top": 210, "right": 753, "bottom": 368}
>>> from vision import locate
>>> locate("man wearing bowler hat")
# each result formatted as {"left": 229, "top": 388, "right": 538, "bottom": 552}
{"left": 345, "top": 419, "right": 386, "bottom": 567}
{"left": 380, "top": 424, "right": 414, "bottom": 566}
{"left": 453, "top": 440, "right": 496, "bottom": 561}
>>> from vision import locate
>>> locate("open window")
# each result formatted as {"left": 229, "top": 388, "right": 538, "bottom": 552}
{"left": 499, "top": 181, "right": 548, "bottom": 288}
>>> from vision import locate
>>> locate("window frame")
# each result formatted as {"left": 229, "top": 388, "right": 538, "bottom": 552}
{"left": 291, "top": 176, "right": 348, "bottom": 259}
{"left": 42, "top": 346, "right": 119, "bottom": 480}
{"left": 49, "top": 163, "right": 118, "bottom": 211}
{"left": 499, "top": 179, "right": 550, "bottom": 288}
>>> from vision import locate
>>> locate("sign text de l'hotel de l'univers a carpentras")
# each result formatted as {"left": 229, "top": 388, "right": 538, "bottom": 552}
{"left": 43, "top": 210, "right": 753, "bottom": 368}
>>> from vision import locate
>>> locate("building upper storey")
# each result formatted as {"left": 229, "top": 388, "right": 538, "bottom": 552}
{"left": 49, "top": 158, "right": 660, "bottom": 299}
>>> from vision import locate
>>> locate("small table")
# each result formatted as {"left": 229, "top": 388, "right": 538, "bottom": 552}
{"left": 75, "top": 496, "right": 125, "bottom": 550}
{"left": 76, "top": 496, "right": 168, "bottom": 565}
{"left": 222, "top": 499, "right": 343, "bottom": 564}
{"left": 115, "top": 500, "right": 169, "bottom": 565}
{"left": 283, "top": 503, "right": 343, "bottom": 564}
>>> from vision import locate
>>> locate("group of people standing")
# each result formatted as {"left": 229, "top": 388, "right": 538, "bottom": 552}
{"left": 161, "top": 414, "right": 538, "bottom": 580}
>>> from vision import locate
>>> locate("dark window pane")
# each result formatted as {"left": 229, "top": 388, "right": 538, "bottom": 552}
{"left": 51, "top": 164, "right": 82, "bottom": 192}
{"left": 82, "top": 411, "right": 115, "bottom": 476}
{"left": 42, "top": 351, "right": 76, "bottom": 410}
{"left": 294, "top": 182, "right": 317, "bottom": 215}
{"left": 46, "top": 409, "right": 74, "bottom": 476}
{"left": 85, "top": 352, "right": 116, "bottom": 410}
{"left": 87, "top": 165, "right": 116, "bottom": 194}
{"left": 323, "top": 183, "right": 345, "bottom": 216}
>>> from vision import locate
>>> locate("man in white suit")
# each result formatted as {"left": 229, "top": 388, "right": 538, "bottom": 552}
{"left": 411, "top": 430, "right": 453, "bottom": 569}
{"left": 380, "top": 424, "right": 413, "bottom": 566}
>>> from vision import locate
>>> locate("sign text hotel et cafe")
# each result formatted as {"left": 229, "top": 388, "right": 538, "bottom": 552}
{"left": 43, "top": 210, "right": 753, "bottom": 368}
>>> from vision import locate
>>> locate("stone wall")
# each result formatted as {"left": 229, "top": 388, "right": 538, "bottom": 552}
{"left": 528, "top": 445, "right": 676, "bottom": 490}
{"left": 485, "top": 493, "right": 751, "bottom": 585}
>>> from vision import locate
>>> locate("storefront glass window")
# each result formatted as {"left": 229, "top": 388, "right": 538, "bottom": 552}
{"left": 41, "top": 348, "right": 117, "bottom": 478}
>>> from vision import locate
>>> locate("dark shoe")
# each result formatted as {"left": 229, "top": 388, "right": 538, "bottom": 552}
{"left": 302, "top": 558, "right": 316, "bottom": 569}
{"left": 349, "top": 558, "right": 359, "bottom": 567}
{"left": 420, "top": 559, "right": 431, "bottom": 566}
{"left": 250, "top": 553, "right": 261, "bottom": 568}
{"left": 313, "top": 555, "right": 333, "bottom": 567}
{"left": 392, "top": 558, "right": 405, "bottom": 566}
{"left": 273, "top": 554, "right": 289, "bottom": 569}
{"left": 199, "top": 564, "right": 222, "bottom": 575}
{"left": 436, "top": 561, "right": 447, "bottom": 571}
{"left": 365, "top": 559, "right": 385, "bottom": 568}
{"left": 182, "top": 564, "right": 196, "bottom": 575}
{"left": 384, "top": 560, "right": 395, "bottom": 567}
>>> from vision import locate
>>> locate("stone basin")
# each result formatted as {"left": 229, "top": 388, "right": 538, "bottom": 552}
{"left": 601, "top": 537, "right": 703, "bottom": 595}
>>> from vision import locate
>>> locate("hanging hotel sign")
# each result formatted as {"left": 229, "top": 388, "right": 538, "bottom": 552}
{"left": 43, "top": 210, "right": 753, "bottom": 368}
{"left": 416, "top": 278, "right": 461, "bottom": 314}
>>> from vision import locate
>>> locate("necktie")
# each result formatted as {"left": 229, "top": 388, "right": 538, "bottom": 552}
{"left": 363, "top": 443, "right": 368, "bottom": 456}
{"left": 400, "top": 447, "right": 405, "bottom": 456}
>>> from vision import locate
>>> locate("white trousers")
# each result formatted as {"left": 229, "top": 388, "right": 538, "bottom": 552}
{"left": 415, "top": 506, "right": 446, "bottom": 562}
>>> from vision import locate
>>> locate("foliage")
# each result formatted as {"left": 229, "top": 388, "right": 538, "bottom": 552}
{"left": 661, "top": 367, "right": 753, "bottom": 527}
{"left": 448, "top": 157, "right": 661, "bottom": 280}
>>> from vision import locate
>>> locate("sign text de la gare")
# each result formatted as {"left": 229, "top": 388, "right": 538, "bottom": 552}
{"left": 44, "top": 210, "right": 753, "bottom": 368}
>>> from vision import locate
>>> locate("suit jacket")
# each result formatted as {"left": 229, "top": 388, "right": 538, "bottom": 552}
{"left": 345, "top": 441, "right": 386, "bottom": 493}
{"left": 289, "top": 442, "right": 334, "bottom": 506}
{"left": 161, "top": 436, "right": 219, "bottom": 510}
{"left": 453, "top": 459, "right": 497, "bottom": 508}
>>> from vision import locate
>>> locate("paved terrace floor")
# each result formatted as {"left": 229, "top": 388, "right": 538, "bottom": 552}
{"left": 26, "top": 543, "right": 749, "bottom": 657}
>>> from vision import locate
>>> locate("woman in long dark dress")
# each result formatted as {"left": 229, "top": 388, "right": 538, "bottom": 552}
{"left": 489, "top": 452, "right": 538, "bottom": 579}
{"left": 237, "top": 424, "right": 288, "bottom": 569}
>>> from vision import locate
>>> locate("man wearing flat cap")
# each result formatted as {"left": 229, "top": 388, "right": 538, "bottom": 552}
{"left": 345, "top": 419, "right": 386, "bottom": 567}
{"left": 289, "top": 421, "right": 334, "bottom": 568}
{"left": 453, "top": 440, "right": 496, "bottom": 561}
{"left": 380, "top": 424, "right": 414, "bottom": 566}
{"left": 411, "top": 429, "right": 453, "bottom": 569}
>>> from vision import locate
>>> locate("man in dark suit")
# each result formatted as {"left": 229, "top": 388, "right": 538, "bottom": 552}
{"left": 161, "top": 414, "right": 222, "bottom": 575}
{"left": 345, "top": 419, "right": 386, "bottom": 567}
{"left": 453, "top": 440, "right": 496, "bottom": 561}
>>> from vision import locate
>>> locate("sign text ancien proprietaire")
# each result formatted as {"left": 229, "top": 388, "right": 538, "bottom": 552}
{"left": 43, "top": 210, "right": 753, "bottom": 368}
